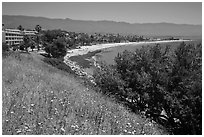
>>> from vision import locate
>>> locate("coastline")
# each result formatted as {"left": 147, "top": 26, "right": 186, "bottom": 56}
{"left": 64, "top": 39, "right": 192, "bottom": 58}
{"left": 63, "top": 39, "right": 192, "bottom": 82}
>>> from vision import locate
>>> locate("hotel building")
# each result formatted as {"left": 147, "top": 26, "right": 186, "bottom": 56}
{"left": 2, "top": 29, "right": 24, "bottom": 46}
{"left": 2, "top": 24, "right": 38, "bottom": 46}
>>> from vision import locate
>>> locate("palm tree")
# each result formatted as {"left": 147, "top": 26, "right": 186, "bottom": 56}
{"left": 23, "top": 35, "right": 30, "bottom": 52}
{"left": 17, "top": 25, "right": 24, "bottom": 31}
{"left": 35, "top": 25, "right": 42, "bottom": 51}
{"left": 35, "top": 25, "right": 42, "bottom": 33}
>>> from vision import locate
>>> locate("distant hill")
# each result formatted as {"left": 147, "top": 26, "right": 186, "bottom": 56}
{"left": 2, "top": 15, "right": 202, "bottom": 37}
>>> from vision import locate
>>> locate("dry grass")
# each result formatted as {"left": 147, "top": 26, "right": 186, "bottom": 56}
{"left": 2, "top": 52, "right": 167, "bottom": 135}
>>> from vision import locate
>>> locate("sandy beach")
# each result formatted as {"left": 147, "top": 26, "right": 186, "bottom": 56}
{"left": 65, "top": 39, "right": 191, "bottom": 58}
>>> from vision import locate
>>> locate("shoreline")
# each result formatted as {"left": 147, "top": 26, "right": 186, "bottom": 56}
{"left": 64, "top": 39, "right": 192, "bottom": 58}
{"left": 63, "top": 39, "right": 192, "bottom": 81}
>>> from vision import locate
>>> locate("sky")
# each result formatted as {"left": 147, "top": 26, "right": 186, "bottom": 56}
{"left": 2, "top": 2, "right": 202, "bottom": 25}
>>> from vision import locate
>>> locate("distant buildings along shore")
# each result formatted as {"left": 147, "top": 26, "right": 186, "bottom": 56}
{"left": 2, "top": 23, "right": 38, "bottom": 46}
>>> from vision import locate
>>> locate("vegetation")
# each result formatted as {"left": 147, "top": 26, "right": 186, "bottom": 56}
{"left": 2, "top": 52, "right": 167, "bottom": 135}
{"left": 35, "top": 25, "right": 42, "bottom": 33}
{"left": 39, "top": 29, "right": 148, "bottom": 59}
{"left": 4, "top": 24, "right": 199, "bottom": 135}
{"left": 2, "top": 42, "right": 10, "bottom": 52}
{"left": 40, "top": 29, "right": 148, "bottom": 49}
{"left": 44, "top": 38, "right": 67, "bottom": 58}
{"left": 41, "top": 29, "right": 65, "bottom": 43}
{"left": 35, "top": 25, "right": 42, "bottom": 51}
{"left": 93, "top": 42, "right": 202, "bottom": 135}
{"left": 30, "top": 42, "right": 36, "bottom": 51}
{"left": 10, "top": 26, "right": 177, "bottom": 60}
{"left": 17, "top": 25, "right": 24, "bottom": 31}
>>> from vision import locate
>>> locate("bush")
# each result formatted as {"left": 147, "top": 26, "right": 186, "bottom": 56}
{"left": 93, "top": 43, "right": 202, "bottom": 135}
{"left": 44, "top": 42, "right": 52, "bottom": 57}
{"left": 94, "top": 62, "right": 126, "bottom": 98}
{"left": 165, "top": 42, "right": 202, "bottom": 134}
{"left": 2, "top": 42, "right": 9, "bottom": 52}
{"left": 19, "top": 43, "right": 25, "bottom": 51}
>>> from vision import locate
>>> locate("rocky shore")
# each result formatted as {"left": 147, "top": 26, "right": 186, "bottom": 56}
{"left": 63, "top": 56, "right": 96, "bottom": 84}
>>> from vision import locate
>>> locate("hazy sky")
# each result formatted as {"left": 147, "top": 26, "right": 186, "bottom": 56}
{"left": 2, "top": 2, "right": 202, "bottom": 25}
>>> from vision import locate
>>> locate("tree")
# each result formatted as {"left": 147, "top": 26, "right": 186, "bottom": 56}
{"left": 35, "top": 25, "right": 42, "bottom": 51}
{"left": 44, "top": 42, "right": 52, "bottom": 57}
{"left": 94, "top": 42, "right": 202, "bottom": 135}
{"left": 30, "top": 41, "right": 36, "bottom": 51}
{"left": 44, "top": 37, "right": 67, "bottom": 58}
{"left": 2, "top": 42, "right": 9, "bottom": 52}
{"left": 23, "top": 35, "right": 31, "bottom": 52}
{"left": 19, "top": 43, "right": 25, "bottom": 51}
{"left": 35, "top": 25, "right": 42, "bottom": 33}
{"left": 36, "top": 35, "right": 40, "bottom": 51}
{"left": 17, "top": 25, "right": 24, "bottom": 31}
{"left": 42, "top": 30, "right": 64, "bottom": 43}
{"left": 166, "top": 42, "right": 202, "bottom": 134}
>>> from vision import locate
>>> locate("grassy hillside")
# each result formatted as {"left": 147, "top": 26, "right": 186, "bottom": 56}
{"left": 2, "top": 52, "right": 167, "bottom": 135}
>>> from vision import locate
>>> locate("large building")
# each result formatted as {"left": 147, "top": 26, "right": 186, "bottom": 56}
{"left": 2, "top": 24, "right": 38, "bottom": 46}
{"left": 23, "top": 30, "right": 38, "bottom": 37}
{"left": 2, "top": 28, "right": 24, "bottom": 46}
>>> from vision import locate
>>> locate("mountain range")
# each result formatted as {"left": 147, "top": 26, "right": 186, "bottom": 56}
{"left": 2, "top": 15, "right": 202, "bottom": 37}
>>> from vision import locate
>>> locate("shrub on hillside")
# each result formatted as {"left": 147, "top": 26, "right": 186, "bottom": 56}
{"left": 94, "top": 62, "right": 126, "bottom": 98}
{"left": 19, "top": 43, "right": 25, "bottom": 51}
{"left": 2, "top": 42, "right": 9, "bottom": 52}
{"left": 44, "top": 42, "right": 52, "bottom": 57}
{"left": 165, "top": 42, "right": 202, "bottom": 134}
{"left": 93, "top": 42, "right": 202, "bottom": 135}
{"left": 23, "top": 35, "right": 31, "bottom": 51}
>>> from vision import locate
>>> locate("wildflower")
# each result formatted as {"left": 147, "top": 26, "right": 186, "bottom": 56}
{"left": 16, "top": 130, "right": 22, "bottom": 134}
{"left": 26, "top": 129, "right": 32, "bottom": 132}
{"left": 61, "top": 127, "right": 65, "bottom": 132}
{"left": 123, "top": 129, "right": 127, "bottom": 132}
{"left": 131, "top": 130, "right": 137, "bottom": 134}
{"left": 71, "top": 125, "right": 75, "bottom": 128}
